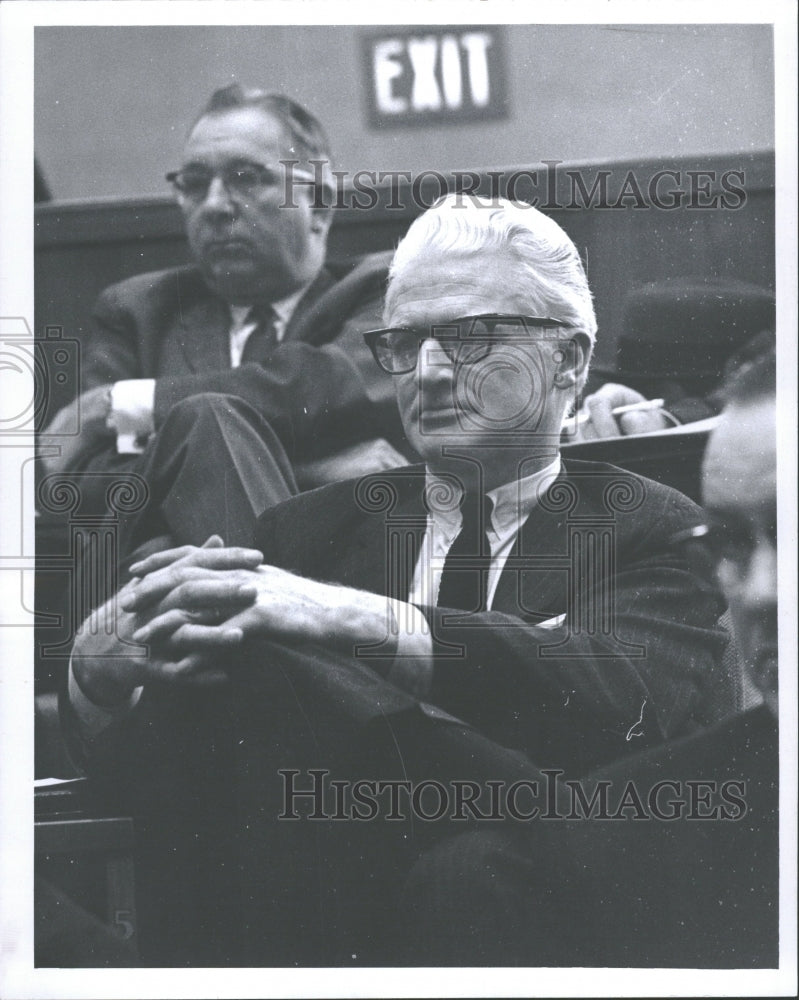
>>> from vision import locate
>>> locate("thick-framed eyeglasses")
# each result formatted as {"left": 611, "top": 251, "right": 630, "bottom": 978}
{"left": 670, "top": 520, "right": 777, "bottom": 592}
{"left": 363, "top": 314, "right": 574, "bottom": 375}
{"left": 165, "top": 160, "right": 313, "bottom": 202}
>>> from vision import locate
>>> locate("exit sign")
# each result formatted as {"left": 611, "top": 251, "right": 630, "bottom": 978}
{"left": 363, "top": 26, "right": 508, "bottom": 128}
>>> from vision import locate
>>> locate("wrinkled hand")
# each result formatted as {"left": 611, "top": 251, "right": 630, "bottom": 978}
{"left": 72, "top": 536, "right": 262, "bottom": 704}
{"left": 568, "top": 383, "right": 669, "bottom": 441}
{"left": 39, "top": 385, "right": 114, "bottom": 475}
{"left": 127, "top": 547, "right": 394, "bottom": 654}
{"left": 124, "top": 535, "right": 264, "bottom": 648}
{"left": 295, "top": 437, "right": 406, "bottom": 488}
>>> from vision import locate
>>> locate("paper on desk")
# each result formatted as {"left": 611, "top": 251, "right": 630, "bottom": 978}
{"left": 34, "top": 777, "right": 85, "bottom": 787}
{"left": 563, "top": 414, "right": 720, "bottom": 444}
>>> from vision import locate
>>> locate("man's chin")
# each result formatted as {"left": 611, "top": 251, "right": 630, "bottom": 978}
{"left": 203, "top": 261, "right": 272, "bottom": 302}
{"left": 413, "top": 432, "right": 502, "bottom": 473}
{"left": 750, "top": 650, "right": 778, "bottom": 715}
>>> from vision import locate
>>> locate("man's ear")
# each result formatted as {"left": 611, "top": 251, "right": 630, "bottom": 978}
{"left": 553, "top": 332, "right": 592, "bottom": 389}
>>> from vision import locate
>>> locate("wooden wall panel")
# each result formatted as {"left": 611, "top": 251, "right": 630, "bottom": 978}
{"left": 34, "top": 152, "right": 774, "bottom": 417}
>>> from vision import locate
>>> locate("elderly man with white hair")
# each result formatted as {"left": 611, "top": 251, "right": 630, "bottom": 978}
{"left": 62, "top": 196, "right": 726, "bottom": 965}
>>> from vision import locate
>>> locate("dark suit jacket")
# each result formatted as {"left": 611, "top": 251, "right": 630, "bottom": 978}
{"left": 82, "top": 259, "right": 400, "bottom": 461}
{"left": 570, "top": 703, "right": 779, "bottom": 967}
{"left": 68, "top": 457, "right": 725, "bottom": 779}
{"left": 252, "top": 459, "right": 727, "bottom": 774}
{"left": 60, "top": 458, "right": 726, "bottom": 964}
{"left": 400, "top": 706, "right": 778, "bottom": 968}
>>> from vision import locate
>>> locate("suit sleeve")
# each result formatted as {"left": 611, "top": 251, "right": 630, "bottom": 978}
{"left": 422, "top": 493, "right": 727, "bottom": 772}
{"left": 83, "top": 281, "right": 148, "bottom": 390}
{"left": 152, "top": 295, "right": 403, "bottom": 459}
{"left": 87, "top": 274, "right": 403, "bottom": 459}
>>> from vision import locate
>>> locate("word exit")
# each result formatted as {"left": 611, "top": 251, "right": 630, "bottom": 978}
{"left": 364, "top": 26, "right": 508, "bottom": 127}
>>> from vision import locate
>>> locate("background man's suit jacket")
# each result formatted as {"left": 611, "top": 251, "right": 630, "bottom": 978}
{"left": 80, "top": 260, "right": 401, "bottom": 466}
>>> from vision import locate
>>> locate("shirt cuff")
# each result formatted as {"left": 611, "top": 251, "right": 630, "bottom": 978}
{"left": 109, "top": 379, "right": 156, "bottom": 454}
{"left": 386, "top": 599, "right": 433, "bottom": 699}
{"left": 68, "top": 658, "right": 142, "bottom": 739}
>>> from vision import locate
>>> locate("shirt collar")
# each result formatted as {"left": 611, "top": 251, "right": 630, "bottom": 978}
{"left": 487, "top": 457, "right": 561, "bottom": 536}
{"left": 424, "top": 457, "right": 562, "bottom": 536}
{"left": 270, "top": 283, "right": 310, "bottom": 328}
{"left": 228, "top": 280, "right": 312, "bottom": 331}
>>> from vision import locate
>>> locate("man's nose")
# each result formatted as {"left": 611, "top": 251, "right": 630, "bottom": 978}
{"left": 740, "top": 542, "right": 778, "bottom": 611}
{"left": 416, "top": 338, "right": 453, "bottom": 383}
{"left": 200, "top": 176, "right": 236, "bottom": 215}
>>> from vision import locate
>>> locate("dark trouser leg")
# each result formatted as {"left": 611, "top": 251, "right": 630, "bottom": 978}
{"left": 396, "top": 828, "right": 570, "bottom": 966}
{"left": 118, "top": 393, "right": 298, "bottom": 559}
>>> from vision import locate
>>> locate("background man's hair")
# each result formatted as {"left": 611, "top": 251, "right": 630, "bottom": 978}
{"left": 720, "top": 331, "right": 776, "bottom": 406}
{"left": 385, "top": 195, "right": 597, "bottom": 387}
{"left": 191, "top": 83, "right": 332, "bottom": 166}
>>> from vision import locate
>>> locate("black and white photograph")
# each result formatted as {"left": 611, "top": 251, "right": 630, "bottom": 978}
{"left": 1, "top": 1, "right": 796, "bottom": 997}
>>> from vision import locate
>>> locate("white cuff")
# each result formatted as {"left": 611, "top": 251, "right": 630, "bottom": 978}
{"left": 68, "top": 659, "right": 142, "bottom": 739}
{"left": 108, "top": 379, "right": 156, "bottom": 454}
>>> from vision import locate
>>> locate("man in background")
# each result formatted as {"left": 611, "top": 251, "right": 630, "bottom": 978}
{"left": 41, "top": 83, "right": 405, "bottom": 545}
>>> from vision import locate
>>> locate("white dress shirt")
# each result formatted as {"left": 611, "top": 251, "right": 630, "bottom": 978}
{"left": 107, "top": 284, "right": 309, "bottom": 454}
{"left": 407, "top": 458, "right": 562, "bottom": 610}
{"left": 385, "top": 458, "right": 562, "bottom": 694}
{"left": 226, "top": 285, "right": 307, "bottom": 367}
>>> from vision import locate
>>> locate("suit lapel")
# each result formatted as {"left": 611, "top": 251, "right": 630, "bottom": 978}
{"left": 492, "top": 505, "right": 568, "bottom": 622}
{"left": 172, "top": 285, "right": 230, "bottom": 373}
{"left": 319, "top": 463, "right": 612, "bottom": 619}
{"left": 164, "top": 266, "right": 335, "bottom": 372}
{"left": 338, "top": 465, "right": 592, "bottom": 616}
{"left": 335, "top": 468, "right": 428, "bottom": 601}
{"left": 282, "top": 269, "right": 336, "bottom": 344}
{"left": 493, "top": 463, "right": 601, "bottom": 622}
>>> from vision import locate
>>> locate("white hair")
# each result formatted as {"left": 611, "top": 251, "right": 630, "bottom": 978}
{"left": 386, "top": 195, "right": 598, "bottom": 350}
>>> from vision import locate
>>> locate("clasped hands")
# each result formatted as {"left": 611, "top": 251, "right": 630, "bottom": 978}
{"left": 72, "top": 535, "right": 396, "bottom": 706}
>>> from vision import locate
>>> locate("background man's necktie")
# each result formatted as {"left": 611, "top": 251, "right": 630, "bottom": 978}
{"left": 240, "top": 305, "right": 279, "bottom": 364}
{"left": 436, "top": 494, "right": 493, "bottom": 612}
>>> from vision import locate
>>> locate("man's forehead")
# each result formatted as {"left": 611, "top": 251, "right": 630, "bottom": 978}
{"left": 386, "top": 247, "right": 524, "bottom": 323}
{"left": 702, "top": 398, "right": 776, "bottom": 505}
{"left": 183, "top": 106, "right": 286, "bottom": 159}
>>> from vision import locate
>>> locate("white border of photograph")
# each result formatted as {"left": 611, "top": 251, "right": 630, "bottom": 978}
{"left": 1, "top": 1, "right": 796, "bottom": 997}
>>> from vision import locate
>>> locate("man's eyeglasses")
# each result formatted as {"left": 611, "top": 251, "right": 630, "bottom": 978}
{"left": 363, "top": 314, "right": 573, "bottom": 375}
{"left": 670, "top": 520, "right": 777, "bottom": 591}
{"left": 165, "top": 160, "right": 313, "bottom": 202}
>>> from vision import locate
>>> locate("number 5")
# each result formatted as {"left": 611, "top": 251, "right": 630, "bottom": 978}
{"left": 114, "top": 909, "right": 135, "bottom": 940}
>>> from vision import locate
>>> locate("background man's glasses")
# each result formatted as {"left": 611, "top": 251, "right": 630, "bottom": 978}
{"left": 166, "top": 160, "right": 314, "bottom": 202}
{"left": 364, "top": 314, "right": 573, "bottom": 375}
{"left": 671, "top": 521, "right": 777, "bottom": 592}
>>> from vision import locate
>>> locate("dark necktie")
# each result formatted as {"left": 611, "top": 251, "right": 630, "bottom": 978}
{"left": 436, "top": 493, "right": 493, "bottom": 612}
{"left": 240, "top": 305, "right": 279, "bottom": 365}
